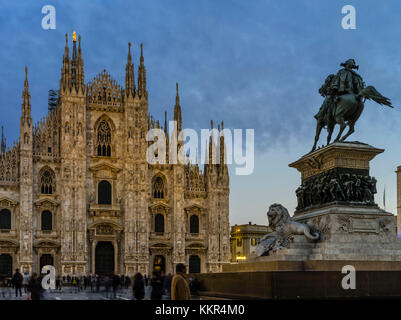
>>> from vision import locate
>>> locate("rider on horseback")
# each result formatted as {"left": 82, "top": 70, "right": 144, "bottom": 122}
{"left": 315, "top": 59, "right": 365, "bottom": 124}
{"left": 311, "top": 59, "right": 393, "bottom": 152}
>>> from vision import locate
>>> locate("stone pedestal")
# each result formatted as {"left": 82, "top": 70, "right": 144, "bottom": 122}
{"left": 247, "top": 142, "right": 401, "bottom": 267}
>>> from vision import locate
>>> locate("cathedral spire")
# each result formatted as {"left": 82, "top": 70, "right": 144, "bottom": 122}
{"left": 137, "top": 43, "right": 147, "bottom": 98}
{"left": 164, "top": 110, "right": 168, "bottom": 135}
{"left": 125, "top": 42, "right": 135, "bottom": 97}
{"left": 71, "top": 31, "right": 78, "bottom": 91}
{"left": 60, "top": 33, "right": 71, "bottom": 92}
{"left": 22, "top": 66, "right": 31, "bottom": 119}
{"left": 174, "top": 82, "right": 182, "bottom": 132}
{"left": 1, "top": 126, "right": 6, "bottom": 155}
{"left": 219, "top": 120, "right": 225, "bottom": 166}
{"left": 76, "top": 34, "right": 85, "bottom": 92}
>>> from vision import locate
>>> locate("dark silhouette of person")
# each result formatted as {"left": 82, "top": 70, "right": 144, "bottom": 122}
{"left": 12, "top": 268, "right": 23, "bottom": 297}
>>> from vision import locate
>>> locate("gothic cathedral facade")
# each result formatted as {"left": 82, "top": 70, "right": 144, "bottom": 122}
{"left": 0, "top": 34, "right": 230, "bottom": 277}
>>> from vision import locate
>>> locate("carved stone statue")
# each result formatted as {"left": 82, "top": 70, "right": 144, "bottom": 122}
{"left": 255, "top": 204, "right": 320, "bottom": 257}
{"left": 311, "top": 59, "right": 393, "bottom": 152}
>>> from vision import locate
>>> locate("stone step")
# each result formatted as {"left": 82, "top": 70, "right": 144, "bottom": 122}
{"left": 312, "top": 244, "right": 396, "bottom": 250}
{"left": 287, "top": 243, "right": 315, "bottom": 249}
{"left": 310, "top": 247, "right": 401, "bottom": 255}
{"left": 258, "top": 254, "right": 310, "bottom": 261}
{"left": 308, "top": 253, "right": 401, "bottom": 261}
{"left": 272, "top": 248, "right": 312, "bottom": 255}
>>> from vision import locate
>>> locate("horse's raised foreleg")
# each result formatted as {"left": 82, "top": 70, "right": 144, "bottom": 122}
{"left": 311, "top": 121, "right": 323, "bottom": 152}
{"left": 340, "top": 122, "right": 355, "bottom": 141}
{"left": 334, "top": 117, "right": 346, "bottom": 142}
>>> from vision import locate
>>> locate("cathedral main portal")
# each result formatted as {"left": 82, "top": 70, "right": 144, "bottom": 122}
{"left": 95, "top": 241, "right": 114, "bottom": 275}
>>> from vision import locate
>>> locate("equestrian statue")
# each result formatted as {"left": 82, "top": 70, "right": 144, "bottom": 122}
{"left": 311, "top": 59, "right": 393, "bottom": 152}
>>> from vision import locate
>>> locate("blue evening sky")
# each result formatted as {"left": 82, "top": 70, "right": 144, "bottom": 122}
{"left": 0, "top": 0, "right": 400, "bottom": 225}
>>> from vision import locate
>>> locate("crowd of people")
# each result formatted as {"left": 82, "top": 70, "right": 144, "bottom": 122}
{"left": 1, "top": 263, "right": 197, "bottom": 301}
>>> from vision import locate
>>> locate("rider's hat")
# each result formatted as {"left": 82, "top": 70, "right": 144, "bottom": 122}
{"left": 340, "top": 59, "right": 359, "bottom": 70}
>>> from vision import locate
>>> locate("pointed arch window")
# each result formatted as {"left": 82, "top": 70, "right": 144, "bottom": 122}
{"left": 96, "top": 120, "right": 112, "bottom": 157}
{"left": 40, "top": 169, "right": 55, "bottom": 194}
{"left": 153, "top": 177, "right": 165, "bottom": 199}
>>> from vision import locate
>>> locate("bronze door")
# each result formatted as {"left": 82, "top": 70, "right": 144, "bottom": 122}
{"left": 95, "top": 241, "right": 114, "bottom": 275}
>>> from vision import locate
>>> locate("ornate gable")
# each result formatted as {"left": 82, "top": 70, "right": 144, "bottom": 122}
{"left": 34, "top": 198, "right": 59, "bottom": 209}
{"left": 89, "top": 162, "right": 121, "bottom": 180}
{"left": 0, "top": 197, "right": 18, "bottom": 208}
{"left": 184, "top": 204, "right": 205, "bottom": 215}
{"left": 149, "top": 202, "right": 170, "bottom": 214}
{"left": 87, "top": 70, "right": 123, "bottom": 107}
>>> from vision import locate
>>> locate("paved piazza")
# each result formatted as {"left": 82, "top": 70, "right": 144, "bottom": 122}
{"left": 0, "top": 286, "right": 152, "bottom": 300}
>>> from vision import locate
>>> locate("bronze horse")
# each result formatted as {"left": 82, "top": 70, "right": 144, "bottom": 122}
{"left": 311, "top": 85, "right": 393, "bottom": 152}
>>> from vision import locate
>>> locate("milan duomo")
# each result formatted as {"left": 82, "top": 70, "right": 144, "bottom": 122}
{"left": 0, "top": 33, "right": 230, "bottom": 278}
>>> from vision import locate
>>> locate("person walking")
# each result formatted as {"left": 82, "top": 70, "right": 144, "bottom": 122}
{"left": 132, "top": 273, "right": 145, "bottom": 300}
{"left": 171, "top": 263, "right": 191, "bottom": 300}
{"left": 95, "top": 274, "right": 100, "bottom": 292}
{"left": 22, "top": 271, "right": 29, "bottom": 294}
{"left": 150, "top": 271, "right": 163, "bottom": 300}
{"left": 112, "top": 273, "right": 120, "bottom": 299}
{"left": 144, "top": 274, "right": 148, "bottom": 287}
{"left": 125, "top": 275, "right": 131, "bottom": 289}
{"left": 104, "top": 274, "right": 111, "bottom": 298}
{"left": 163, "top": 273, "right": 173, "bottom": 299}
{"left": 12, "top": 268, "right": 23, "bottom": 298}
{"left": 27, "top": 273, "right": 43, "bottom": 300}
{"left": 90, "top": 274, "right": 95, "bottom": 292}
{"left": 120, "top": 275, "right": 124, "bottom": 290}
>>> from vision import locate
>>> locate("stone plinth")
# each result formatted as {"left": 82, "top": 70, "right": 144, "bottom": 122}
{"left": 289, "top": 141, "right": 383, "bottom": 182}
{"left": 289, "top": 141, "right": 383, "bottom": 215}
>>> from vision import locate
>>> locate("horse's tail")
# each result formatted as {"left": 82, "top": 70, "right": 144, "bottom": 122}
{"left": 359, "top": 86, "right": 393, "bottom": 108}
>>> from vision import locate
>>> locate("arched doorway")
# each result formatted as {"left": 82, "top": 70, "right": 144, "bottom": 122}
{"left": 95, "top": 241, "right": 114, "bottom": 275}
{"left": 40, "top": 254, "right": 54, "bottom": 273}
{"left": 189, "top": 255, "right": 201, "bottom": 273}
{"left": 0, "top": 254, "right": 12, "bottom": 278}
{"left": 153, "top": 255, "right": 165, "bottom": 274}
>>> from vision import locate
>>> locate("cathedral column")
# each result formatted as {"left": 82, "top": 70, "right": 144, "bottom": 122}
{"left": 113, "top": 241, "right": 118, "bottom": 274}
{"left": 91, "top": 240, "right": 96, "bottom": 274}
